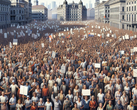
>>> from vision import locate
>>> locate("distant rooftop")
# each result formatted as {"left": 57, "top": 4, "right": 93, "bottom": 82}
{"left": 32, "top": 5, "right": 47, "bottom": 9}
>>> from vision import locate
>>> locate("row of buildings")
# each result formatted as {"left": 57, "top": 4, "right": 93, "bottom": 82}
{"left": 0, "top": 0, "right": 48, "bottom": 29}
{"left": 0, "top": 0, "right": 94, "bottom": 29}
{"left": 95, "top": 0, "right": 137, "bottom": 31}
{"left": 0, "top": 0, "right": 32, "bottom": 29}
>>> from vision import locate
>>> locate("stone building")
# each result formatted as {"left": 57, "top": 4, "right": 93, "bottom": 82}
{"left": 109, "top": 0, "right": 126, "bottom": 29}
{"left": 95, "top": 0, "right": 137, "bottom": 31}
{"left": 10, "top": 0, "right": 32, "bottom": 25}
{"left": 0, "top": 0, "right": 11, "bottom": 29}
{"left": 121, "top": 0, "right": 137, "bottom": 31}
{"left": 57, "top": 0, "right": 87, "bottom": 21}
{"left": 95, "top": 1, "right": 110, "bottom": 23}
{"left": 32, "top": 5, "right": 48, "bottom": 21}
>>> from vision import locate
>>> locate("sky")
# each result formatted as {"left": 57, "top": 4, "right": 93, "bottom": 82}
{"left": 32, "top": 0, "right": 106, "bottom": 8}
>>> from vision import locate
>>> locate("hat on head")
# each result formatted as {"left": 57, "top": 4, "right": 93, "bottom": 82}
{"left": 12, "top": 80, "right": 15, "bottom": 83}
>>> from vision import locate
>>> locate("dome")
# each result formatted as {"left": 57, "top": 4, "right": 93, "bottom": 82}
{"left": 79, "top": 0, "right": 83, "bottom": 4}
{"left": 63, "top": 0, "right": 67, "bottom": 4}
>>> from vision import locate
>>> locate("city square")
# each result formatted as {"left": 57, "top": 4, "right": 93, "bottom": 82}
{"left": 0, "top": 0, "right": 137, "bottom": 110}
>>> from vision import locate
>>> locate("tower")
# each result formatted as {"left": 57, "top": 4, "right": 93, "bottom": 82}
{"left": 63, "top": 0, "right": 68, "bottom": 21}
{"left": 95, "top": 0, "right": 100, "bottom": 7}
{"left": 78, "top": 0, "right": 83, "bottom": 21}
{"left": 34, "top": 0, "right": 38, "bottom": 5}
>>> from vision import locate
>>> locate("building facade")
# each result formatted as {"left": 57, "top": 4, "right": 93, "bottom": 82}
{"left": 57, "top": 0, "right": 87, "bottom": 21}
{"left": 109, "top": 0, "right": 125, "bottom": 29}
{"left": 95, "top": 1, "right": 110, "bottom": 23}
{"left": 95, "top": 0, "right": 137, "bottom": 31}
{"left": 32, "top": 5, "right": 48, "bottom": 21}
{"left": 121, "top": 0, "right": 137, "bottom": 31}
{"left": 10, "top": 0, "right": 32, "bottom": 25}
{"left": 0, "top": 0, "right": 11, "bottom": 29}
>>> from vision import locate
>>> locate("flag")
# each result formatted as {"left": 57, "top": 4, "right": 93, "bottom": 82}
{"left": 49, "top": 35, "right": 52, "bottom": 42}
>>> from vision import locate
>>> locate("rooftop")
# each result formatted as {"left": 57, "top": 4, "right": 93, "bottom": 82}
{"left": 32, "top": 5, "right": 47, "bottom": 9}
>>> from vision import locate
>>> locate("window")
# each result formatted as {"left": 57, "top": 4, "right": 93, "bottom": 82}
{"left": 132, "top": 14, "right": 133, "bottom": 21}
{"left": 127, "top": 15, "right": 128, "bottom": 21}
{"left": 129, "top": 7, "right": 130, "bottom": 11}
{"left": 129, "top": 14, "right": 130, "bottom": 21}
{"left": 134, "top": 14, "right": 136, "bottom": 21}
{"left": 132, "top": 6, "right": 133, "bottom": 11}
{"left": 127, "top": 7, "right": 128, "bottom": 11}
{"left": 122, "top": 15, "right": 124, "bottom": 20}
{"left": 135, "top": 6, "right": 136, "bottom": 11}
{"left": 122, "top": 7, "right": 124, "bottom": 11}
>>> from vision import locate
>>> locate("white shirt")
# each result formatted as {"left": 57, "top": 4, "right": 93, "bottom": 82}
{"left": 56, "top": 78, "right": 62, "bottom": 86}
{"left": 16, "top": 104, "right": 23, "bottom": 110}
{"left": 45, "top": 102, "right": 52, "bottom": 110}
{"left": 66, "top": 94, "right": 73, "bottom": 102}
{"left": 0, "top": 95, "right": 8, "bottom": 105}
{"left": 31, "top": 96, "right": 38, "bottom": 103}
{"left": 132, "top": 88, "right": 137, "bottom": 96}
{"left": 97, "top": 93, "right": 104, "bottom": 103}
{"left": 9, "top": 97, "right": 16, "bottom": 107}
{"left": 10, "top": 84, "right": 18, "bottom": 94}
{"left": 124, "top": 86, "right": 130, "bottom": 94}
{"left": 76, "top": 101, "right": 83, "bottom": 109}
{"left": 24, "top": 99, "right": 32, "bottom": 107}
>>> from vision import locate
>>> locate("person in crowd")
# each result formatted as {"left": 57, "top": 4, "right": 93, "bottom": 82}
{"left": 0, "top": 20, "right": 137, "bottom": 110}
{"left": 24, "top": 96, "right": 32, "bottom": 110}
{"left": 45, "top": 98, "right": 53, "bottom": 110}
{"left": 9, "top": 93, "right": 16, "bottom": 110}
{"left": 16, "top": 99, "right": 23, "bottom": 110}
{"left": 89, "top": 96, "right": 97, "bottom": 110}
{"left": 72, "top": 103, "right": 79, "bottom": 110}
{"left": 30, "top": 102, "right": 38, "bottom": 110}
{"left": 51, "top": 93, "right": 61, "bottom": 110}
{"left": 38, "top": 98, "right": 44, "bottom": 110}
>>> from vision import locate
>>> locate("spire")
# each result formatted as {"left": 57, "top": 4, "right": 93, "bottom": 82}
{"left": 79, "top": 0, "right": 83, "bottom": 5}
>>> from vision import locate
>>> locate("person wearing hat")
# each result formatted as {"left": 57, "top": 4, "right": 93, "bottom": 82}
{"left": 51, "top": 93, "right": 61, "bottom": 110}
{"left": 24, "top": 95, "right": 32, "bottom": 110}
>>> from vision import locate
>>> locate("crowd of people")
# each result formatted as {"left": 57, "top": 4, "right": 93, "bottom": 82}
{"left": 0, "top": 20, "right": 137, "bottom": 110}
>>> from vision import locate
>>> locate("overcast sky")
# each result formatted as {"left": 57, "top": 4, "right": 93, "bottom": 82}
{"left": 32, "top": 0, "right": 106, "bottom": 8}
